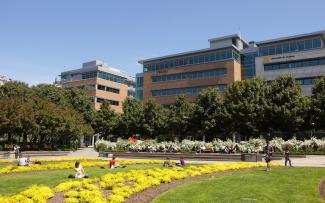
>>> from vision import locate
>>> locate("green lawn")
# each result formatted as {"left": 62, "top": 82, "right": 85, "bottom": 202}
{"left": 0, "top": 164, "right": 161, "bottom": 195}
{"left": 152, "top": 167, "right": 325, "bottom": 203}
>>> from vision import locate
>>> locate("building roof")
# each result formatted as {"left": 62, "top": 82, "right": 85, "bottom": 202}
{"left": 138, "top": 45, "right": 239, "bottom": 64}
{"left": 256, "top": 30, "right": 325, "bottom": 45}
{"left": 208, "top": 34, "right": 249, "bottom": 47}
{"left": 61, "top": 60, "right": 135, "bottom": 81}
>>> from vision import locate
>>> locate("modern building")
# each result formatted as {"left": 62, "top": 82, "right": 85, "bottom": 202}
{"left": 135, "top": 73, "right": 144, "bottom": 100}
{"left": 255, "top": 30, "right": 325, "bottom": 96}
{"left": 138, "top": 30, "right": 325, "bottom": 103}
{"left": 0, "top": 75, "right": 10, "bottom": 86}
{"left": 60, "top": 60, "right": 135, "bottom": 112}
{"left": 139, "top": 34, "right": 246, "bottom": 105}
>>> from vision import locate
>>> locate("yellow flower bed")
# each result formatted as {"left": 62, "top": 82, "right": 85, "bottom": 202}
{"left": 0, "top": 162, "right": 281, "bottom": 203}
{"left": 0, "top": 185, "right": 54, "bottom": 203}
{"left": 0, "top": 160, "right": 165, "bottom": 175}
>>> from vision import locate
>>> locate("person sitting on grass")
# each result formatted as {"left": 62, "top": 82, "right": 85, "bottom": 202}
{"left": 109, "top": 157, "right": 126, "bottom": 169}
{"left": 176, "top": 157, "right": 185, "bottom": 167}
{"left": 163, "top": 157, "right": 173, "bottom": 167}
{"left": 74, "top": 161, "right": 88, "bottom": 178}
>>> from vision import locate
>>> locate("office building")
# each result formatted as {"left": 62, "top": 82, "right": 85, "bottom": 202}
{"left": 60, "top": 60, "right": 135, "bottom": 112}
{"left": 139, "top": 30, "right": 325, "bottom": 104}
{"left": 139, "top": 34, "right": 246, "bottom": 105}
{"left": 255, "top": 30, "right": 325, "bottom": 96}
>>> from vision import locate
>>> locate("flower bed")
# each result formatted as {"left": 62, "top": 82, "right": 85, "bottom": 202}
{"left": 96, "top": 137, "right": 325, "bottom": 154}
{"left": 0, "top": 162, "right": 280, "bottom": 203}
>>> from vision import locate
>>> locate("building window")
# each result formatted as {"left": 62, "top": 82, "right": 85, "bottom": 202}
{"left": 151, "top": 84, "right": 227, "bottom": 97}
{"left": 264, "top": 56, "right": 325, "bottom": 71}
{"left": 151, "top": 68, "right": 227, "bottom": 83}
{"left": 143, "top": 49, "right": 239, "bottom": 72}
{"left": 96, "top": 97, "right": 119, "bottom": 106}
{"left": 259, "top": 37, "right": 322, "bottom": 56}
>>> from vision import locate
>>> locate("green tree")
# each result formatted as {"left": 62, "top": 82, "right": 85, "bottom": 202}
{"left": 268, "top": 75, "right": 309, "bottom": 137}
{"left": 120, "top": 98, "right": 144, "bottom": 137}
{"left": 32, "top": 84, "right": 68, "bottom": 106}
{"left": 311, "top": 77, "right": 325, "bottom": 130}
{"left": 92, "top": 102, "right": 119, "bottom": 140}
{"left": 192, "top": 87, "right": 227, "bottom": 141}
{"left": 142, "top": 99, "right": 167, "bottom": 139}
{"left": 168, "top": 95, "right": 194, "bottom": 140}
{"left": 224, "top": 78, "right": 270, "bottom": 138}
{"left": 0, "top": 81, "right": 31, "bottom": 99}
{"left": 65, "top": 88, "right": 95, "bottom": 124}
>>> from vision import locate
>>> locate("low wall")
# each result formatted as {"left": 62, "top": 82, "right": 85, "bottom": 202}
{"left": 98, "top": 151, "right": 301, "bottom": 161}
{"left": 0, "top": 151, "right": 70, "bottom": 159}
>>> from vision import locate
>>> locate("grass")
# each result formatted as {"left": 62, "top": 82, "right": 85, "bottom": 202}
{"left": 152, "top": 167, "right": 325, "bottom": 203}
{"left": 0, "top": 164, "right": 161, "bottom": 195}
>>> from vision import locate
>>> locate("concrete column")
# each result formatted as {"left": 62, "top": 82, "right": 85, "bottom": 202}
{"left": 92, "top": 136, "right": 95, "bottom": 147}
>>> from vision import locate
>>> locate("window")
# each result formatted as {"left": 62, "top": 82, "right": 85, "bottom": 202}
{"left": 298, "top": 41, "right": 305, "bottom": 50}
{"left": 151, "top": 68, "right": 227, "bottom": 83}
{"left": 276, "top": 45, "right": 282, "bottom": 54}
{"left": 313, "top": 38, "right": 322, "bottom": 48}
{"left": 151, "top": 85, "right": 227, "bottom": 97}
{"left": 264, "top": 57, "right": 325, "bottom": 71}
{"left": 268, "top": 46, "right": 275, "bottom": 55}
{"left": 283, "top": 44, "right": 290, "bottom": 53}
{"left": 97, "top": 85, "right": 105, "bottom": 91}
{"left": 305, "top": 39, "right": 313, "bottom": 49}
{"left": 290, "top": 42, "right": 297, "bottom": 52}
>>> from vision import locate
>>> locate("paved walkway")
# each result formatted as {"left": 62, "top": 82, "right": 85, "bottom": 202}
{"left": 2, "top": 148, "right": 325, "bottom": 167}
{"left": 67, "top": 147, "right": 98, "bottom": 158}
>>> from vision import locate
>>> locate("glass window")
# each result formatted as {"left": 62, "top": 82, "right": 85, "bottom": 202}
{"left": 268, "top": 46, "right": 275, "bottom": 55}
{"left": 283, "top": 44, "right": 290, "bottom": 53}
{"left": 260, "top": 47, "right": 268, "bottom": 56}
{"left": 204, "top": 55, "right": 209, "bottom": 63}
{"left": 290, "top": 42, "right": 297, "bottom": 52}
{"left": 313, "top": 38, "right": 322, "bottom": 48}
{"left": 194, "top": 56, "right": 199, "bottom": 64}
{"left": 179, "top": 59, "right": 184, "bottom": 66}
{"left": 189, "top": 57, "right": 193, "bottom": 65}
{"left": 298, "top": 41, "right": 305, "bottom": 50}
{"left": 184, "top": 58, "right": 188, "bottom": 66}
{"left": 199, "top": 55, "right": 204, "bottom": 63}
{"left": 213, "top": 52, "right": 218, "bottom": 60}
{"left": 305, "top": 39, "right": 313, "bottom": 49}
{"left": 210, "top": 53, "right": 215, "bottom": 61}
{"left": 276, "top": 45, "right": 282, "bottom": 54}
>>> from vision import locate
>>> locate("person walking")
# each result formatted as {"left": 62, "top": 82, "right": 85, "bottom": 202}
{"left": 14, "top": 144, "right": 20, "bottom": 159}
{"left": 284, "top": 146, "right": 292, "bottom": 167}
{"left": 264, "top": 141, "right": 273, "bottom": 171}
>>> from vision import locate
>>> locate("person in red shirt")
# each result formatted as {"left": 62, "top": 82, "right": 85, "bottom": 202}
{"left": 109, "top": 157, "right": 116, "bottom": 168}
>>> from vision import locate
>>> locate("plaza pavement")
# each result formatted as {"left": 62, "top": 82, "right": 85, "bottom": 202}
{"left": 2, "top": 147, "right": 325, "bottom": 167}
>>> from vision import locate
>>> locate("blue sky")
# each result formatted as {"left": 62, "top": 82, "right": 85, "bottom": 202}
{"left": 0, "top": 0, "right": 324, "bottom": 85}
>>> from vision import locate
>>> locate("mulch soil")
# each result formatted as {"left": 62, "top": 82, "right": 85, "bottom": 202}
{"left": 319, "top": 178, "right": 325, "bottom": 200}
{"left": 125, "top": 167, "right": 264, "bottom": 203}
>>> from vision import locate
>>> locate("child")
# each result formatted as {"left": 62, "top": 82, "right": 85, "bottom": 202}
{"left": 74, "top": 161, "right": 88, "bottom": 178}
{"left": 163, "top": 157, "right": 172, "bottom": 167}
